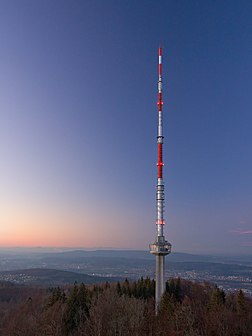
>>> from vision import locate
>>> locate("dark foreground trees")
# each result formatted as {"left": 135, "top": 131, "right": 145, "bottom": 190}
{"left": 0, "top": 278, "right": 252, "bottom": 335}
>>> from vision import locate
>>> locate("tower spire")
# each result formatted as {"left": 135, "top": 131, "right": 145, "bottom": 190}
{"left": 150, "top": 47, "right": 172, "bottom": 312}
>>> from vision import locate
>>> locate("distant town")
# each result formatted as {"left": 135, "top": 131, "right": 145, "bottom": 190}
{"left": 0, "top": 249, "right": 251, "bottom": 296}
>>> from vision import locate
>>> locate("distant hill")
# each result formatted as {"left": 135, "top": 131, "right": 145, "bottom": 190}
{"left": 0, "top": 268, "right": 122, "bottom": 286}
{"left": 1, "top": 249, "right": 251, "bottom": 265}
{"left": 39, "top": 250, "right": 217, "bottom": 263}
{"left": 38, "top": 250, "right": 252, "bottom": 264}
{"left": 36, "top": 250, "right": 252, "bottom": 269}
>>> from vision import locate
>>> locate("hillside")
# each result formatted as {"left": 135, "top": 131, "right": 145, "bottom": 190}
{"left": 0, "top": 268, "right": 121, "bottom": 286}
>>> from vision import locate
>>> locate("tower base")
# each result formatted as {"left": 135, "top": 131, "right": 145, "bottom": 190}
{"left": 155, "top": 254, "right": 165, "bottom": 311}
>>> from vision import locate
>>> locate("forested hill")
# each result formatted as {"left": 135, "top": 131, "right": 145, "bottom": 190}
{"left": 0, "top": 268, "right": 122, "bottom": 286}
{"left": 0, "top": 278, "right": 252, "bottom": 335}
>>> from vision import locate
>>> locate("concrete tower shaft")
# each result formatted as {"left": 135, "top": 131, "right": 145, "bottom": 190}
{"left": 149, "top": 47, "right": 171, "bottom": 312}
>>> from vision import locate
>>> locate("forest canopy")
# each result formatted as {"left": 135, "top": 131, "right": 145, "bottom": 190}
{"left": 0, "top": 278, "right": 251, "bottom": 336}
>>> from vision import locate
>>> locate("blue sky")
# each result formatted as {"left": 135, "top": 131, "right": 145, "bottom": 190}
{"left": 0, "top": 0, "right": 251, "bottom": 254}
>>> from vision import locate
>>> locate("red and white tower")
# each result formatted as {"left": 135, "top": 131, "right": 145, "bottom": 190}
{"left": 150, "top": 47, "right": 172, "bottom": 311}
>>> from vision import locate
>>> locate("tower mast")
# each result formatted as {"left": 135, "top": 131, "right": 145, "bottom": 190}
{"left": 150, "top": 47, "right": 171, "bottom": 312}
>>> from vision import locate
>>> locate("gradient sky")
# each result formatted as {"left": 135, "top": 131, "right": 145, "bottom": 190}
{"left": 0, "top": 0, "right": 251, "bottom": 254}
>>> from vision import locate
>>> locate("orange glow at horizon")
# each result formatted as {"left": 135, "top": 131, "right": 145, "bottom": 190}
{"left": 0, "top": 201, "right": 145, "bottom": 249}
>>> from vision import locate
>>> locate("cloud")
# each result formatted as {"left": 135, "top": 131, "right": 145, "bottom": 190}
{"left": 231, "top": 229, "right": 252, "bottom": 235}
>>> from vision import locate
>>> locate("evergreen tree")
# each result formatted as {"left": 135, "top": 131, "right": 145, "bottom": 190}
{"left": 209, "top": 286, "right": 226, "bottom": 308}
{"left": 63, "top": 282, "right": 90, "bottom": 334}
{"left": 236, "top": 289, "right": 246, "bottom": 315}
